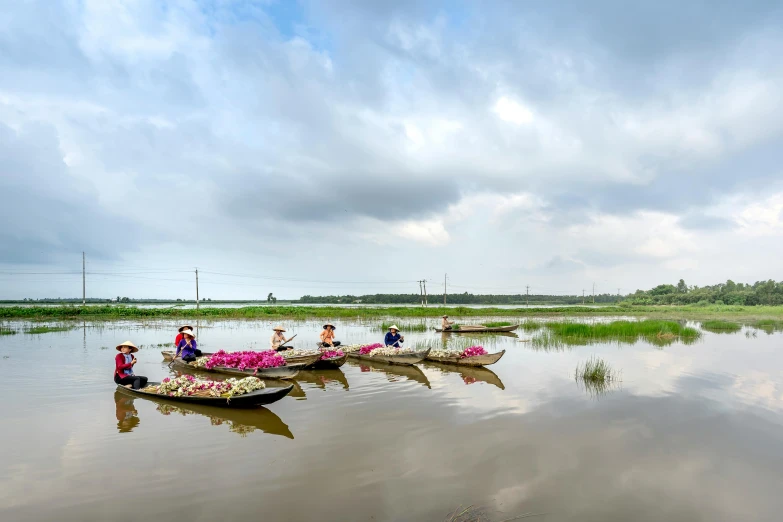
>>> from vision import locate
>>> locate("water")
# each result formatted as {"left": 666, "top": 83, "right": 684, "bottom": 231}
{"left": 1, "top": 318, "right": 783, "bottom": 521}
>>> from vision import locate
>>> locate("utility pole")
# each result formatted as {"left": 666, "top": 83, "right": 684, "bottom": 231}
{"left": 444, "top": 274, "right": 447, "bottom": 306}
{"left": 418, "top": 280, "right": 423, "bottom": 307}
{"left": 592, "top": 282, "right": 595, "bottom": 304}
{"left": 582, "top": 289, "right": 585, "bottom": 305}
{"left": 82, "top": 252, "right": 85, "bottom": 306}
{"left": 423, "top": 280, "right": 428, "bottom": 307}
{"left": 195, "top": 268, "right": 200, "bottom": 310}
{"left": 526, "top": 285, "right": 530, "bottom": 307}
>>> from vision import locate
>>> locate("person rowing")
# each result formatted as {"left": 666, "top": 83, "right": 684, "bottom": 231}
{"left": 271, "top": 326, "right": 295, "bottom": 352}
{"left": 113, "top": 341, "right": 148, "bottom": 390}
{"left": 384, "top": 325, "right": 404, "bottom": 348}
{"left": 319, "top": 322, "right": 341, "bottom": 348}
{"left": 174, "top": 329, "right": 202, "bottom": 362}
{"left": 174, "top": 324, "right": 193, "bottom": 347}
{"left": 441, "top": 315, "right": 455, "bottom": 331}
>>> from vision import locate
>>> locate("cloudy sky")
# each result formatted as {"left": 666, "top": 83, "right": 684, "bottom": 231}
{"left": 1, "top": 0, "right": 783, "bottom": 300}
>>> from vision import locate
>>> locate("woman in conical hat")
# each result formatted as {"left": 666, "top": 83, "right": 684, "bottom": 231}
{"left": 271, "top": 326, "right": 295, "bottom": 352}
{"left": 319, "top": 322, "right": 340, "bottom": 348}
{"left": 174, "top": 324, "right": 194, "bottom": 347}
{"left": 174, "top": 329, "right": 202, "bottom": 362}
{"left": 113, "top": 341, "right": 148, "bottom": 390}
{"left": 384, "top": 325, "right": 404, "bottom": 347}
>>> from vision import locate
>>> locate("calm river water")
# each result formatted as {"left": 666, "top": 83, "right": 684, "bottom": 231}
{"left": 1, "top": 317, "right": 782, "bottom": 521}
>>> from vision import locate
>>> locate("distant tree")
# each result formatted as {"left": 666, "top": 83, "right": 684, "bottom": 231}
{"left": 676, "top": 279, "right": 688, "bottom": 293}
{"left": 267, "top": 293, "right": 274, "bottom": 303}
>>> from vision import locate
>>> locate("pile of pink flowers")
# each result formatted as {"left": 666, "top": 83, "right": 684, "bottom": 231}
{"left": 359, "top": 343, "right": 383, "bottom": 355}
{"left": 460, "top": 346, "right": 487, "bottom": 358}
{"left": 204, "top": 349, "right": 286, "bottom": 370}
{"left": 320, "top": 349, "right": 344, "bottom": 360}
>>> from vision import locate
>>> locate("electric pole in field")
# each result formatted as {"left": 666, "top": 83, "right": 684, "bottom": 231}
{"left": 82, "top": 252, "right": 86, "bottom": 306}
{"left": 444, "top": 274, "right": 447, "bottom": 306}
{"left": 526, "top": 285, "right": 530, "bottom": 306}
{"left": 423, "top": 279, "right": 428, "bottom": 307}
{"left": 195, "top": 268, "right": 200, "bottom": 310}
{"left": 592, "top": 282, "right": 595, "bottom": 304}
{"left": 582, "top": 289, "right": 585, "bottom": 305}
{"left": 418, "top": 280, "right": 424, "bottom": 307}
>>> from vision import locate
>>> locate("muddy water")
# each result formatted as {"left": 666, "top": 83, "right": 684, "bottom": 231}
{"left": 1, "top": 318, "right": 783, "bottom": 521}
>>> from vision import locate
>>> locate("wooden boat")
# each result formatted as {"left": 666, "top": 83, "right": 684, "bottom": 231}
{"left": 425, "top": 349, "right": 505, "bottom": 367}
{"left": 296, "top": 369, "right": 350, "bottom": 391}
{"left": 346, "top": 348, "right": 430, "bottom": 366}
{"left": 311, "top": 353, "right": 348, "bottom": 369}
{"left": 346, "top": 359, "right": 431, "bottom": 389}
{"left": 419, "top": 362, "right": 505, "bottom": 390}
{"left": 169, "top": 357, "right": 302, "bottom": 380}
{"left": 162, "top": 350, "right": 320, "bottom": 368}
{"left": 435, "top": 324, "right": 519, "bottom": 333}
{"left": 116, "top": 381, "right": 294, "bottom": 408}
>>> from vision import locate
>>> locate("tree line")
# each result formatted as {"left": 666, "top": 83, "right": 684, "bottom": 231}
{"left": 627, "top": 279, "right": 783, "bottom": 305}
{"left": 297, "top": 293, "right": 621, "bottom": 305}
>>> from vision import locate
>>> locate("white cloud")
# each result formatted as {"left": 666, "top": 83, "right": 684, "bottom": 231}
{"left": 492, "top": 96, "right": 534, "bottom": 125}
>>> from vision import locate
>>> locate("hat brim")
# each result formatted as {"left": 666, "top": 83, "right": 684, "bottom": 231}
{"left": 178, "top": 325, "right": 193, "bottom": 332}
{"left": 116, "top": 342, "right": 139, "bottom": 353}
{"left": 273, "top": 327, "right": 286, "bottom": 332}
{"left": 323, "top": 324, "right": 336, "bottom": 330}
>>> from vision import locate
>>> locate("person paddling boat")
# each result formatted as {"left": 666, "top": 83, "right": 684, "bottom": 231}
{"left": 441, "top": 315, "right": 454, "bottom": 331}
{"left": 174, "top": 329, "right": 202, "bottom": 362}
{"left": 113, "top": 341, "right": 148, "bottom": 390}
{"left": 174, "top": 324, "right": 193, "bottom": 347}
{"left": 384, "top": 325, "right": 404, "bottom": 348}
{"left": 319, "top": 322, "right": 341, "bottom": 348}
{"left": 271, "top": 326, "right": 294, "bottom": 351}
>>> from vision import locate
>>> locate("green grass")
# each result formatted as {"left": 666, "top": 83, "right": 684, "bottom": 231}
{"left": 544, "top": 320, "right": 701, "bottom": 340}
{"left": 520, "top": 319, "right": 542, "bottom": 332}
{"left": 377, "top": 321, "right": 428, "bottom": 332}
{"left": 575, "top": 356, "right": 619, "bottom": 385}
{"left": 701, "top": 320, "right": 742, "bottom": 333}
{"left": 752, "top": 319, "right": 783, "bottom": 333}
{"left": 0, "top": 325, "right": 16, "bottom": 335}
{"left": 23, "top": 325, "right": 73, "bottom": 334}
{"left": 480, "top": 321, "right": 513, "bottom": 327}
{"left": 1, "top": 303, "right": 782, "bottom": 321}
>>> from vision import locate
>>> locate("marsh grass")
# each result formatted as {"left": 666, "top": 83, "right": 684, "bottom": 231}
{"left": 701, "top": 320, "right": 741, "bottom": 333}
{"left": 0, "top": 325, "right": 16, "bottom": 335}
{"left": 24, "top": 325, "right": 73, "bottom": 334}
{"left": 575, "top": 356, "right": 619, "bottom": 385}
{"left": 377, "top": 321, "right": 428, "bottom": 332}
{"left": 543, "top": 320, "right": 700, "bottom": 344}
{"left": 520, "top": 319, "right": 542, "bottom": 332}
{"left": 752, "top": 319, "right": 783, "bottom": 333}
{"left": 480, "top": 321, "right": 513, "bottom": 328}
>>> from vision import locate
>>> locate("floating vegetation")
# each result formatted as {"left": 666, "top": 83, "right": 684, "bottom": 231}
{"left": 376, "top": 321, "right": 428, "bottom": 332}
{"left": 541, "top": 320, "right": 700, "bottom": 346}
{"left": 23, "top": 325, "right": 73, "bottom": 335}
{"left": 0, "top": 325, "right": 16, "bottom": 335}
{"left": 751, "top": 319, "right": 783, "bottom": 334}
{"left": 575, "top": 356, "right": 620, "bottom": 386}
{"left": 480, "top": 321, "right": 512, "bottom": 328}
{"left": 701, "top": 320, "right": 741, "bottom": 333}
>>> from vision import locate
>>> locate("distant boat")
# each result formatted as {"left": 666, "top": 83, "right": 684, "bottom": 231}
{"left": 435, "top": 324, "right": 519, "bottom": 333}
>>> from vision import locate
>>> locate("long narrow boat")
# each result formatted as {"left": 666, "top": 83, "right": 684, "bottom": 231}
{"left": 161, "top": 350, "right": 321, "bottom": 368}
{"left": 425, "top": 349, "right": 506, "bottom": 367}
{"left": 346, "top": 348, "right": 430, "bottom": 366}
{"left": 435, "top": 324, "right": 519, "bottom": 333}
{"left": 169, "top": 357, "right": 302, "bottom": 380}
{"left": 312, "top": 353, "right": 348, "bottom": 369}
{"left": 419, "top": 362, "right": 505, "bottom": 390}
{"left": 116, "top": 382, "right": 294, "bottom": 408}
{"left": 346, "top": 358, "right": 431, "bottom": 389}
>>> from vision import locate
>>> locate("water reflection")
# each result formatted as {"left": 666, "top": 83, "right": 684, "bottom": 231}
{"left": 113, "top": 390, "right": 294, "bottom": 438}
{"left": 348, "top": 360, "right": 432, "bottom": 389}
{"left": 114, "top": 390, "right": 140, "bottom": 433}
{"left": 420, "top": 362, "right": 506, "bottom": 390}
{"left": 296, "top": 369, "right": 350, "bottom": 391}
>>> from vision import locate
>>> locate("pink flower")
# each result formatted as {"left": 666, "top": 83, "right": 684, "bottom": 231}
{"left": 460, "top": 346, "right": 487, "bottom": 358}
{"left": 321, "top": 349, "right": 344, "bottom": 360}
{"left": 359, "top": 343, "right": 383, "bottom": 355}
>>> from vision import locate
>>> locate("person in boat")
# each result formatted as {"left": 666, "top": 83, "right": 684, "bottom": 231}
{"left": 384, "top": 325, "right": 404, "bottom": 347}
{"left": 319, "top": 322, "right": 341, "bottom": 348}
{"left": 441, "top": 315, "right": 455, "bottom": 331}
{"left": 271, "top": 326, "right": 294, "bottom": 352}
{"left": 114, "top": 341, "right": 148, "bottom": 390}
{"left": 174, "top": 329, "right": 202, "bottom": 362}
{"left": 174, "top": 324, "right": 193, "bottom": 347}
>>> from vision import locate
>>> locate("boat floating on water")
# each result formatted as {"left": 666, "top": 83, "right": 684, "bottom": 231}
{"left": 345, "top": 348, "right": 430, "bottom": 366}
{"left": 168, "top": 357, "right": 302, "bottom": 380}
{"left": 425, "top": 349, "right": 506, "bottom": 367}
{"left": 116, "top": 381, "right": 294, "bottom": 408}
{"left": 435, "top": 324, "right": 519, "bottom": 333}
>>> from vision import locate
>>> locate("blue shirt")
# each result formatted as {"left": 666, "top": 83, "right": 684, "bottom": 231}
{"left": 384, "top": 332, "right": 403, "bottom": 346}
{"left": 176, "top": 339, "right": 198, "bottom": 359}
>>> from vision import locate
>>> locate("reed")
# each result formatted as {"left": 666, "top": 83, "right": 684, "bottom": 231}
{"left": 543, "top": 320, "right": 701, "bottom": 342}
{"left": 701, "top": 320, "right": 741, "bottom": 333}
{"left": 575, "top": 356, "right": 618, "bottom": 385}
{"left": 480, "top": 321, "right": 512, "bottom": 327}
{"left": 752, "top": 319, "right": 783, "bottom": 333}
{"left": 23, "top": 325, "right": 73, "bottom": 334}
{"left": 0, "top": 325, "right": 16, "bottom": 335}
{"left": 520, "top": 319, "right": 542, "bottom": 332}
{"left": 376, "top": 321, "right": 428, "bottom": 332}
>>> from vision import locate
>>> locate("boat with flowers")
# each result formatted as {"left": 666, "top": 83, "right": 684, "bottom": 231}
{"left": 163, "top": 349, "right": 323, "bottom": 369}
{"left": 425, "top": 349, "right": 506, "bottom": 367}
{"left": 343, "top": 343, "right": 430, "bottom": 366}
{"left": 117, "top": 376, "right": 294, "bottom": 408}
{"left": 435, "top": 324, "right": 519, "bottom": 333}
{"left": 170, "top": 357, "right": 303, "bottom": 380}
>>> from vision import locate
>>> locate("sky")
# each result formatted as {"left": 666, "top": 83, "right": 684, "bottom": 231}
{"left": 1, "top": 0, "right": 783, "bottom": 300}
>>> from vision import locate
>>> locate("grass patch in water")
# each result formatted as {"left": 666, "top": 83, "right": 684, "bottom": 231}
{"left": 24, "top": 325, "right": 73, "bottom": 334}
{"left": 544, "top": 320, "right": 700, "bottom": 342}
{"left": 520, "top": 319, "right": 542, "bottom": 332}
{"left": 575, "top": 356, "right": 619, "bottom": 385}
{"left": 0, "top": 325, "right": 16, "bottom": 335}
{"left": 752, "top": 319, "right": 783, "bottom": 333}
{"left": 377, "top": 321, "right": 428, "bottom": 332}
{"left": 479, "top": 321, "right": 513, "bottom": 328}
{"left": 701, "top": 320, "right": 741, "bottom": 333}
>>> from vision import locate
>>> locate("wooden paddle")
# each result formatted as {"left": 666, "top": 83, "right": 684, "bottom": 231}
{"left": 279, "top": 333, "right": 297, "bottom": 349}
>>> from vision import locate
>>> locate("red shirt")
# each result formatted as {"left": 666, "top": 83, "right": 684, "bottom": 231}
{"left": 175, "top": 333, "right": 184, "bottom": 347}
{"left": 114, "top": 353, "right": 134, "bottom": 379}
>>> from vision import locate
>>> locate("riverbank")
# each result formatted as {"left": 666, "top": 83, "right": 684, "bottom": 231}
{"left": 1, "top": 304, "right": 782, "bottom": 321}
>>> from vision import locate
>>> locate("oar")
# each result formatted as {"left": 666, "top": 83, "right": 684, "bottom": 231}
{"left": 279, "top": 333, "right": 297, "bottom": 349}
